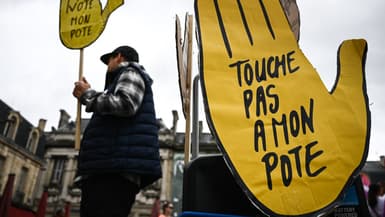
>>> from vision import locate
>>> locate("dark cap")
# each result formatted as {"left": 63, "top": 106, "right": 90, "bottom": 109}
{"left": 100, "top": 46, "right": 139, "bottom": 65}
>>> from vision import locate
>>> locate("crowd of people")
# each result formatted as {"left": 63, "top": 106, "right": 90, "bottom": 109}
{"left": 367, "top": 181, "right": 385, "bottom": 217}
{"left": 362, "top": 173, "right": 385, "bottom": 217}
{"left": 158, "top": 201, "right": 174, "bottom": 217}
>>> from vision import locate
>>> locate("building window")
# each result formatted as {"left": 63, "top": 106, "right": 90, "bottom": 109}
{"left": 14, "top": 167, "right": 29, "bottom": 203}
{"left": 3, "top": 113, "right": 20, "bottom": 140}
{"left": 51, "top": 157, "right": 66, "bottom": 185}
{"left": 0, "top": 156, "right": 5, "bottom": 190}
{"left": 26, "top": 129, "right": 39, "bottom": 153}
{"left": 0, "top": 156, "right": 5, "bottom": 175}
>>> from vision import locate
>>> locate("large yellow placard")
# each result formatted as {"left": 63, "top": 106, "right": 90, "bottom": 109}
{"left": 59, "top": 0, "right": 124, "bottom": 49}
{"left": 194, "top": 0, "right": 370, "bottom": 216}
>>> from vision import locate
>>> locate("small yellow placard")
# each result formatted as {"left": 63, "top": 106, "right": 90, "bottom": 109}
{"left": 195, "top": 0, "right": 370, "bottom": 216}
{"left": 59, "top": 0, "right": 124, "bottom": 49}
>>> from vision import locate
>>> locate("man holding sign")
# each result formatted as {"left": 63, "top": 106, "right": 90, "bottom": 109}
{"left": 72, "top": 46, "right": 162, "bottom": 217}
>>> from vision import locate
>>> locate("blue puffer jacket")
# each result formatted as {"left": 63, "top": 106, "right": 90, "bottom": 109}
{"left": 77, "top": 63, "right": 162, "bottom": 188}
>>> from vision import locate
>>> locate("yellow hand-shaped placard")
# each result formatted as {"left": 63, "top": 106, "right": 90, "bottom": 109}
{"left": 60, "top": 0, "right": 124, "bottom": 49}
{"left": 195, "top": 0, "right": 370, "bottom": 216}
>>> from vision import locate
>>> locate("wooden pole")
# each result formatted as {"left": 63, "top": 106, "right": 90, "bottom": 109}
{"left": 183, "top": 15, "right": 193, "bottom": 165}
{"left": 184, "top": 104, "right": 191, "bottom": 165}
{"left": 75, "top": 48, "right": 84, "bottom": 150}
{"left": 176, "top": 14, "right": 193, "bottom": 165}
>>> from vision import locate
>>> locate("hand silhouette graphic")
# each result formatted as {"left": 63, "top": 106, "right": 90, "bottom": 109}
{"left": 195, "top": 0, "right": 370, "bottom": 215}
{"left": 60, "top": 0, "right": 124, "bottom": 49}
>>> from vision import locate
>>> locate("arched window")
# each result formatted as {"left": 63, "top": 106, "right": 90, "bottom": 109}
{"left": 26, "top": 129, "right": 39, "bottom": 153}
{"left": 3, "top": 112, "right": 20, "bottom": 140}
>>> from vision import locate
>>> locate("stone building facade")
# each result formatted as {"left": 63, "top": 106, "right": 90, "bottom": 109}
{"left": 0, "top": 98, "right": 220, "bottom": 216}
{"left": 0, "top": 99, "right": 46, "bottom": 208}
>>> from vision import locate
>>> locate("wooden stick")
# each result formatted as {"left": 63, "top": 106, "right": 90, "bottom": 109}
{"left": 75, "top": 48, "right": 84, "bottom": 150}
{"left": 184, "top": 108, "right": 191, "bottom": 165}
{"left": 183, "top": 15, "right": 193, "bottom": 165}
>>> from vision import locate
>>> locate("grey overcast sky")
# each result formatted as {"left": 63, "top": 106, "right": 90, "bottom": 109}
{"left": 0, "top": 0, "right": 384, "bottom": 160}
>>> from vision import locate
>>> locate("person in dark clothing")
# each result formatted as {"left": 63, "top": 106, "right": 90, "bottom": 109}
{"left": 159, "top": 201, "right": 174, "bottom": 217}
{"left": 54, "top": 209, "right": 64, "bottom": 217}
{"left": 368, "top": 183, "right": 385, "bottom": 217}
{"left": 72, "top": 45, "right": 162, "bottom": 217}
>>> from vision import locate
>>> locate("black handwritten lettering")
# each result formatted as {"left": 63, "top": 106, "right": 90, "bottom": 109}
{"left": 242, "top": 85, "right": 279, "bottom": 119}
{"left": 70, "top": 14, "right": 91, "bottom": 26}
{"left": 266, "top": 85, "right": 279, "bottom": 114}
{"left": 254, "top": 99, "right": 314, "bottom": 152}
{"left": 267, "top": 56, "right": 277, "bottom": 78}
{"left": 230, "top": 50, "right": 322, "bottom": 192}
{"left": 255, "top": 58, "right": 266, "bottom": 82}
{"left": 280, "top": 155, "right": 292, "bottom": 187}
{"left": 70, "top": 25, "right": 92, "bottom": 38}
{"left": 301, "top": 98, "right": 314, "bottom": 134}
{"left": 288, "top": 146, "right": 302, "bottom": 177}
{"left": 229, "top": 59, "right": 249, "bottom": 87}
{"left": 243, "top": 89, "right": 253, "bottom": 118}
{"left": 229, "top": 50, "right": 300, "bottom": 87}
{"left": 271, "top": 98, "right": 315, "bottom": 148}
{"left": 289, "top": 110, "right": 300, "bottom": 137}
{"left": 305, "top": 141, "right": 326, "bottom": 177}
{"left": 261, "top": 152, "right": 278, "bottom": 190}
{"left": 254, "top": 120, "right": 266, "bottom": 152}
{"left": 274, "top": 54, "right": 286, "bottom": 76}
{"left": 244, "top": 63, "right": 253, "bottom": 86}
{"left": 66, "top": 0, "right": 94, "bottom": 13}
{"left": 261, "top": 141, "right": 325, "bottom": 190}
{"left": 272, "top": 114, "right": 289, "bottom": 147}
{"left": 256, "top": 86, "right": 267, "bottom": 116}
{"left": 287, "top": 50, "right": 299, "bottom": 73}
